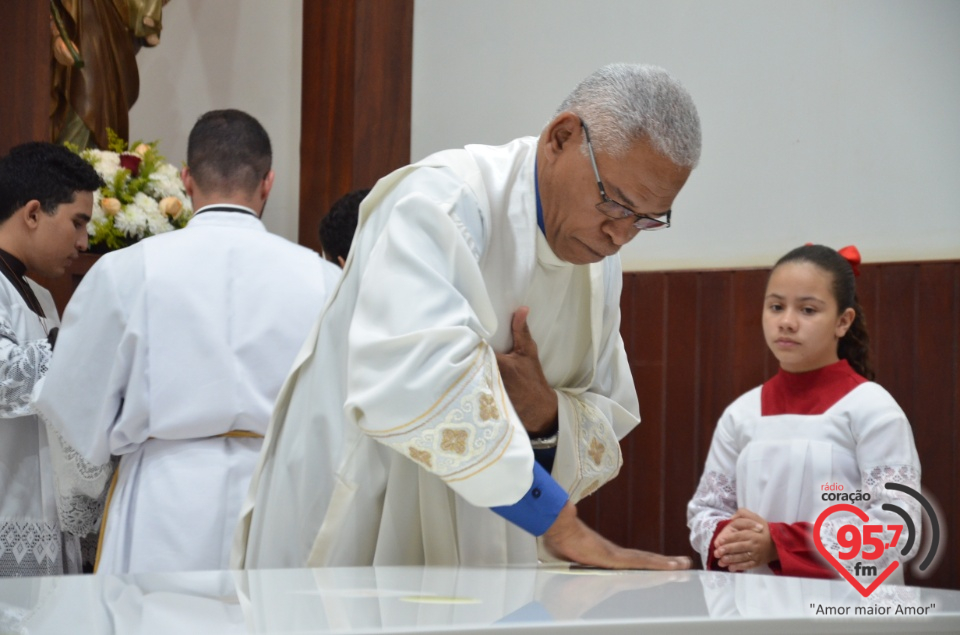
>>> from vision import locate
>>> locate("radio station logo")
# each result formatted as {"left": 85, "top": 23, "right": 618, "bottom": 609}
{"left": 814, "top": 483, "right": 940, "bottom": 598}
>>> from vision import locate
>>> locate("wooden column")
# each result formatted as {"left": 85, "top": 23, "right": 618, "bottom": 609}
{"left": 0, "top": 1, "right": 52, "bottom": 154}
{"left": 298, "top": 0, "right": 413, "bottom": 253}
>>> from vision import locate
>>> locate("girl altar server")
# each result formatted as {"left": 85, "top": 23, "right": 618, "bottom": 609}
{"left": 687, "top": 244, "right": 922, "bottom": 581}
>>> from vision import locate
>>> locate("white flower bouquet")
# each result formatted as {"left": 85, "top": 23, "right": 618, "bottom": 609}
{"left": 68, "top": 131, "right": 193, "bottom": 252}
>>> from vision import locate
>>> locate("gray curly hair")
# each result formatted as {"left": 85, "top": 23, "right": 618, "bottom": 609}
{"left": 556, "top": 63, "right": 701, "bottom": 168}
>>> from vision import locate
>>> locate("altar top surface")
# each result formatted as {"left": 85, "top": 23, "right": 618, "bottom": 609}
{"left": 3, "top": 566, "right": 960, "bottom": 635}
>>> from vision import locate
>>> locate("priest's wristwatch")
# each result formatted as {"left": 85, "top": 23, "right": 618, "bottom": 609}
{"left": 529, "top": 427, "right": 558, "bottom": 449}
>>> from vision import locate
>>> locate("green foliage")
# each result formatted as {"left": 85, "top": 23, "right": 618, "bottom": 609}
{"left": 88, "top": 217, "right": 133, "bottom": 251}
{"left": 106, "top": 128, "right": 127, "bottom": 154}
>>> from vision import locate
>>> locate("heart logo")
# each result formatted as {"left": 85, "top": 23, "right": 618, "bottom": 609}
{"left": 813, "top": 503, "right": 899, "bottom": 597}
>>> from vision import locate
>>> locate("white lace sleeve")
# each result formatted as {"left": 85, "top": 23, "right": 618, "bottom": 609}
{"left": 44, "top": 420, "right": 114, "bottom": 537}
{"left": 688, "top": 470, "right": 738, "bottom": 566}
{"left": 0, "top": 316, "right": 52, "bottom": 418}
{"left": 688, "top": 409, "right": 740, "bottom": 567}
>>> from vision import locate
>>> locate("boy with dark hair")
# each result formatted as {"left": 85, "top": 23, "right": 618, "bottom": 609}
{"left": 0, "top": 142, "right": 102, "bottom": 576}
{"left": 319, "top": 188, "right": 369, "bottom": 267}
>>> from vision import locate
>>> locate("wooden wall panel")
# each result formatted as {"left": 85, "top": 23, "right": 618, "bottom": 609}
{"left": 595, "top": 261, "right": 960, "bottom": 590}
{"left": 856, "top": 266, "right": 881, "bottom": 370}
{"left": 628, "top": 273, "right": 667, "bottom": 553}
{"left": 298, "top": 0, "right": 413, "bottom": 253}
{"left": 662, "top": 273, "right": 701, "bottom": 556}
{"left": 730, "top": 270, "right": 773, "bottom": 391}
{"left": 0, "top": 1, "right": 51, "bottom": 154}
{"left": 907, "top": 264, "right": 957, "bottom": 587}
{"left": 696, "top": 274, "right": 734, "bottom": 484}
{"left": 954, "top": 269, "right": 960, "bottom": 585}
{"left": 874, "top": 266, "right": 918, "bottom": 413}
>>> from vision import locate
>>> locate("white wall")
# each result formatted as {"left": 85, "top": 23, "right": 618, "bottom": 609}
{"left": 412, "top": 0, "right": 960, "bottom": 270}
{"left": 129, "top": 0, "right": 303, "bottom": 242}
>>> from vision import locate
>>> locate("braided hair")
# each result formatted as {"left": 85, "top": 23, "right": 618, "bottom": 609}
{"left": 772, "top": 244, "right": 874, "bottom": 380}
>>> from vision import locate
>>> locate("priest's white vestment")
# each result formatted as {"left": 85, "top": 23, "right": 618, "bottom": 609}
{"left": 235, "top": 137, "right": 640, "bottom": 568}
{"left": 36, "top": 210, "right": 340, "bottom": 574}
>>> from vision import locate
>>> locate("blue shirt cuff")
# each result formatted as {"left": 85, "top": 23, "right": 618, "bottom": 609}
{"left": 491, "top": 461, "right": 569, "bottom": 536}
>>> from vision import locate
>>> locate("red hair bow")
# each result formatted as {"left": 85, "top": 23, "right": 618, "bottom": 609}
{"left": 837, "top": 245, "right": 861, "bottom": 277}
{"left": 804, "top": 242, "right": 862, "bottom": 277}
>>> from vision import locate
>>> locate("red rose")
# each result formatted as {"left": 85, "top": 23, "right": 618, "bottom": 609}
{"left": 119, "top": 153, "right": 142, "bottom": 177}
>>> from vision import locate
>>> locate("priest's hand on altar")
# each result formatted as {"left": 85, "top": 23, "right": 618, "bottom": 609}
{"left": 713, "top": 508, "right": 779, "bottom": 572}
{"left": 543, "top": 500, "right": 692, "bottom": 570}
{"left": 495, "top": 306, "right": 560, "bottom": 438}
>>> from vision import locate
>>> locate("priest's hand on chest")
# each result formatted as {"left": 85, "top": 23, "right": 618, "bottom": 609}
{"left": 495, "top": 306, "right": 559, "bottom": 438}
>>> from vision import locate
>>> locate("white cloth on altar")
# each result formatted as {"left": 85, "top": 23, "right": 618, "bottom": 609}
{"left": 234, "top": 137, "right": 639, "bottom": 568}
{"left": 0, "top": 274, "right": 83, "bottom": 576}
{"left": 36, "top": 210, "right": 340, "bottom": 574}
{"left": 687, "top": 381, "right": 922, "bottom": 583}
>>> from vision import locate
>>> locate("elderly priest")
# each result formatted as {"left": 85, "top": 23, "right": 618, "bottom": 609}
{"left": 235, "top": 64, "right": 701, "bottom": 570}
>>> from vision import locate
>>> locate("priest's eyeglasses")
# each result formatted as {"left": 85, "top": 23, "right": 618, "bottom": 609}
{"left": 580, "top": 120, "right": 671, "bottom": 231}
